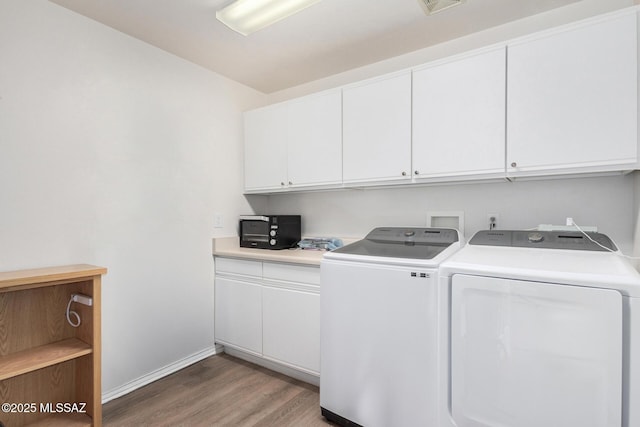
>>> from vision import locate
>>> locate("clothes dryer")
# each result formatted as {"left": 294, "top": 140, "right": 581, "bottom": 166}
{"left": 438, "top": 230, "right": 640, "bottom": 427}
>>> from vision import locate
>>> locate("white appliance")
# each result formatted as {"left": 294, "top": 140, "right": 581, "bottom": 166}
{"left": 438, "top": 230, "right": 640, "bottom": 427}
{"left": 321, "top": 227, "right": 462, "bottom": 427}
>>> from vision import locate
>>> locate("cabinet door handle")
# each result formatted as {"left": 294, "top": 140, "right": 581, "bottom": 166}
{"left": 280, "top": 182, "right": 285, "bottom": 186}
{"left": 510, "top": 162, "right": 517, "bottom": 168}
{"left": 402, "top": 171, "right": 407, "bottom": 176}
{"left": 414, "top": 170, "right": 419, "bottom": 175}
{"left": 288, "top": 181, "right": 292, "bottom": 185}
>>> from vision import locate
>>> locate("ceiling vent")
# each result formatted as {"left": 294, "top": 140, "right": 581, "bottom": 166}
{"left": 420, "top": 0, "right": 465, "bottom": 15}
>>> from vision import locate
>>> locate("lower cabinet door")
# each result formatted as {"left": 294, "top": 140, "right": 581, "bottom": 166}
{"left": 262, "top": 286, "right": 320, "bottom": 374}
{"left": 214, "top": 276, "right": 262, "bottom": 355}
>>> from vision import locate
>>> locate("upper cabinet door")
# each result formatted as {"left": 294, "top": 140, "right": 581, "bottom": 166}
{"left": 343, "top": 72, "right": 412, "bottom": 184}
{"left": 244, "top": 103, "right": 288, "bottom": 191}
{"left": 413, "top": 47, "right": 506, "bottom": 181}
{"left": 507, "top": 12, "right": 638, "bottom": 178}
{"left": 287, "top": 90, "right": 342, "bottom": 188}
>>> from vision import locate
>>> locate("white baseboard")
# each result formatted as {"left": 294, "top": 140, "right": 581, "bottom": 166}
{"left": 223, "top": 346, "right": 319, "bottom": 387}
{"left": 102, "top": 344, "right": 224, "bottom": 404}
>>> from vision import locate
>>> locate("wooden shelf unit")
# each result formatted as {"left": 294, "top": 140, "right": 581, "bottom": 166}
{"left": 0, "top": 264, "right": 106, "bottom": 427}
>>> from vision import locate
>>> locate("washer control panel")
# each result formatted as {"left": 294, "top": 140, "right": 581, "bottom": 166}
{"left": 332, "top": 227, "right": 460, "bottom": 260}
{"left": 469, "top": 230, "right": 616, "bottom": 252}
{"left": 365, "top": 227, "right": 459, "bottom": 245}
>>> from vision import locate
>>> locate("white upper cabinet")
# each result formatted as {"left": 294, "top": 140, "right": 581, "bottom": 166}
{"left": 287, "top": 91, "right": 342, "bottom": 188}
{"left": 506, "top": 11, "right": 638, "bottom": 178}
{"left": 244, "top": 103, "right": 288, "bottom": 191}
{"left": 244, "top": 90, "right": 342, "bottom": 193}
{"left": 413, "top": 47, "right": 507, "bottom": 181}
{"left": 243, "top": 8, "right": 639, "bottom": 193}
{"left": 343, "top": 72, "right": 412, "bottom": 184}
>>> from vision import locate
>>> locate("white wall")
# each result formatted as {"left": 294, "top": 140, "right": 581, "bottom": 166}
{"left": 634, "top": 173, "right": 640, "bottom": 263}
{"left": 267, "top": 175, "right": 637, "bottom": 253}
{"left": 0, "top": 1, "right": 264, "bottom": 398}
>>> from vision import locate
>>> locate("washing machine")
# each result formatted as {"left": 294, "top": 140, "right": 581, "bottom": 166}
{"left": 437, "top": 230, "right": 640, "bottom": 427}
{"left": 320, "top": 227, "right": 462, "bottom": 427}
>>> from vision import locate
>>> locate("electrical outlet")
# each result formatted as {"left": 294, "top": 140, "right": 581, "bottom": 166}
{"left": 487, "top": 213, "right": 499, "bottom": 230}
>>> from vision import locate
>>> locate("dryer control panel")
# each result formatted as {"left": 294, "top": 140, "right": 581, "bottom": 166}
{"left": 469, "top": 230, "right": 617, "bottom": 252}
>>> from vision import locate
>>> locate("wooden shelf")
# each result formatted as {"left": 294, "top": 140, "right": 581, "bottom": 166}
{"left": 0, "top": 264, "right": 107, "bottom": 293}
{"left": 0, "top": 338, "right": 92, "bottom": 381}
{"left": 27, "top": 413, "right": 92, "bottom": 427}
{"left": 0, "top": 264, "right": 105, "bottom": 426}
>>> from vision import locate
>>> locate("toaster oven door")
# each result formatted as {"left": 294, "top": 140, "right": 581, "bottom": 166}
{"left": 240, "top": 216, "right": 270, "bottom": 248}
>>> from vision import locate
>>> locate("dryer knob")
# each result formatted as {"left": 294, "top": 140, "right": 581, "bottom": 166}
{"left": 528, "top": 232, "right": 544, "bottom": 243}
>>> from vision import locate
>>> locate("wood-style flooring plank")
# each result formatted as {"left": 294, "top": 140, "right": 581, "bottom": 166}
{"left": 103, "top": 353, "right": 335, "bottom": 427}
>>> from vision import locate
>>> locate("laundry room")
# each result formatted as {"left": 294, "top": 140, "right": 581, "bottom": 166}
{"left": 1, "top": 0, "right": 639, "bottom": 426}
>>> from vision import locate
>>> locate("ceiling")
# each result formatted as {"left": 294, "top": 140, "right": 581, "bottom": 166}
{"left": 49, "top": 0, "right": 581, "bottom": 94}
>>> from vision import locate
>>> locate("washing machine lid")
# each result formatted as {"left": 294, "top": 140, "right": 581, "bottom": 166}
{"left": 325, "top": 227, "right": 460, "bottom": 265}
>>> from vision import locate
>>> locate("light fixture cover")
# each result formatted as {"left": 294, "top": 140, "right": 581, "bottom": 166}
{"left": 216, "top": 0, "right": 322, "bottom": 36}
{"left": 420, "top": 0, "right": 465, "bottom": 15}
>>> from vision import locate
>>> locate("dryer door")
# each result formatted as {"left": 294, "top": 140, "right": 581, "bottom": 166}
{"left": 450, "top": 274, "right": 622, "bottom": 427}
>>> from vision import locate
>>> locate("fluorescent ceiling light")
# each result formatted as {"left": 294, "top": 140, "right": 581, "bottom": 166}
{"left": 216, "top": 0, "right": 322, "bottom": 36}
{"left": 420, "top": 0, "right": 465, "bottom": 15}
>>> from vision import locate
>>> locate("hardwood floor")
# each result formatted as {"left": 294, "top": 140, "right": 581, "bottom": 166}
{"left": 103, "top": 353, "right": 336, "bottom": 427}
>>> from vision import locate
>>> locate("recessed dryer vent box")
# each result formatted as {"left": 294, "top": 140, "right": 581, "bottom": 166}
{"left": 426, "top": 211, "right": 464, "bottom": 235}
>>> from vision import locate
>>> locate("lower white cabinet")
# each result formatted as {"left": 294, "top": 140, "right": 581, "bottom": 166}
{"left": 214, "top": 276, "right": 262, "bottom": 355}
{"left": 263, "top": 286, "right": 320, "bottom": 374}
{"left": 214, "top": 257, "right": 320, "bottom": 377}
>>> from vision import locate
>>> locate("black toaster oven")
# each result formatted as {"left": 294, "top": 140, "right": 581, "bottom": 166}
{"left": 239, "top": 215, "right": 301, "bottom": 249}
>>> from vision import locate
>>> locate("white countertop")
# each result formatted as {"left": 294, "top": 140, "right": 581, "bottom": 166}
{"left": 212, "top": 237, "right": 329, "bottom": 266}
